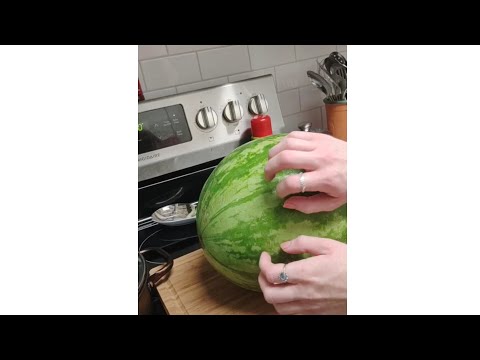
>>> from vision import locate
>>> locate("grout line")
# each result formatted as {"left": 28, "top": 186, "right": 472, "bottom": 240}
{"left": 177, "top": 77, "right": 228, "bottom": 89}
{"left": 299, "top": 84, "right": 317, "bottom": 90}
{"left": 284, "top": 106, "right": 323, "bottom": 118}
{"left": 165, "top": 45, "right": 169, "bottom": 55}
{"left": 277, "top": 88, "right": 300, "bottom": 95}
{"left": 220, "top": 68, "right": 254, "bottom": 78}
{"left": 294, "top": 45, "right": 297, "bottom": 61}
{"left": 297, "top": 86, "right": 301, "bottom": 109}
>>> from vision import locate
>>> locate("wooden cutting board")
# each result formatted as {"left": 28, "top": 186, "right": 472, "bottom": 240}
{"left": 154, "top": 249, "right": 276, "bottom": 315}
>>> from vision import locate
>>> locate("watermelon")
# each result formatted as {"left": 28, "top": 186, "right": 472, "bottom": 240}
{"left": 196, "top": 134, "right": 347, "bottom": 292}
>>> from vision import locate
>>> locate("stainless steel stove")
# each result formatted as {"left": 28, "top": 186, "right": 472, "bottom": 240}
{"left": 137, "top": 75, "right": 285, "bottom": 313}
{"left": 138, "top": 75, "right": 284, "bottom": 258}
{"left": 137, "top": 75, "right": 286, "bottom": 311}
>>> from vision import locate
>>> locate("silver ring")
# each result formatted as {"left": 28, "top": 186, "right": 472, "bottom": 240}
{"left": 278, "top": 264, "right": 289, "bottom": 283}
{"left": 299, "top": 173, "right": 306, "bottom": 193}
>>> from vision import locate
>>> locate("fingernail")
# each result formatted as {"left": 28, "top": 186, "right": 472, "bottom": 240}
{"left": 281, "top": 241, "right": 291, "bottom": 250}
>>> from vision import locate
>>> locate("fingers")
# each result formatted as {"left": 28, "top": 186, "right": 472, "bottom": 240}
{"left": 268, "top": 137, "right": 316, "bottom": 159}
{"left": 280, "top": 235, "right": 337, "bottom": 256}
{"left": 286, "top": 131, "right": 327, "bottom": 141}
{"left": 283, "top": 193, "right": 346, "bottom": 213}
{"left": 275, "top": 171, "right": 333, "bottom": 198}
{"left": 258, "top": 252, "right": 300, "bottom": 284}
{"left": 275, "top": 167, "right": 346, "bottom": 200}
{"left": 264, "top": 151, "right": 317, "bottom": 181}
{"left": 258, "top": 273, "right": 298, "bottom": 304}
{"left": 276, "top": 173, "right": 308, "bottom": 198}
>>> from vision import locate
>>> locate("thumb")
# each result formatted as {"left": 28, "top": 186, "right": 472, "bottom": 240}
{"left": 280, "top": 235, "right": 338, "bottom": 255}
{"left": 284, "top": 193, "right": 345, "bottom": 213}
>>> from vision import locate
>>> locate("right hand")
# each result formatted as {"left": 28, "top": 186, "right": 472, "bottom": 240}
{"left": 258, "top": 235, "right": 347, "bottom": 315}
{"left": 264, "top": 131, "right": 347, "bottom": 213}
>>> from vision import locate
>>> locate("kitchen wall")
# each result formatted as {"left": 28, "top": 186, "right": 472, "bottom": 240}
{"left": 138, "top": 45, "right": 347, "bottom": 132}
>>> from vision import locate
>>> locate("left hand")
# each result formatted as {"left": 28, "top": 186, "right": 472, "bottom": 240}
{"left": 258, "top": 235, "right": 347, "bottom": 315}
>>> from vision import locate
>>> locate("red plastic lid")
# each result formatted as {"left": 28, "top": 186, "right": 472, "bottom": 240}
{"left": 251, "top": 114, "right": 273, "bottom": 138}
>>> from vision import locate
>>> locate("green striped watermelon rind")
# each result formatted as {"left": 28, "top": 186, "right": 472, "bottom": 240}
{"left": 197, "top": 134, "right": 347, "bottom": 292}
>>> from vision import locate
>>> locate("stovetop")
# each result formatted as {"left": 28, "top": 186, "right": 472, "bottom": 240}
{"left": 138, "top": 222, "right": 200, "bottom": 260}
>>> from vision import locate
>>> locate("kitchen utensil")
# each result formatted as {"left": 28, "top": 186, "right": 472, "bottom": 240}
{"left": 317, "top": 56, "right": 347, "bottom": 101}
{"left": 323, "top": 56, "right": 335, "bottom": 73}
{"left": 307, "top": 71, "right": 334, "bottom": 97}
{"left": 330, "top": 51, "right": 347, "bottom": 67}
{"left": 318, "top": 64, "right": 343, "bottom": 95}
{"left": 329, "top": 62, "right": 347, "bottom": 99}
{"left": 317, "top": 61, "right": 340, "bottom": 88}
{"left": 324, "top": 63, "right": 345, "bottom": 88}
{"left": 307, "top": 71, "right": 330, "bottom": 96}
{"left": 152, "top": 201, "right": 198, "bottom": 226}
{"left": 329, "top": 52, "right": 347, "bottom": 80}
{"left": 138, "top": 201, "right": 198, "bottom": 230}
{"left": 298, "top": 122, "right": 312, "bottom": 132}
{"left": 310, "top": 78, "right": 328, "bottom": 95}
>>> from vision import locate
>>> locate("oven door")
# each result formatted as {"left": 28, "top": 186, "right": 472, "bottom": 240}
{"left": 138, "top": 158, "right": 222, "bottom": 259}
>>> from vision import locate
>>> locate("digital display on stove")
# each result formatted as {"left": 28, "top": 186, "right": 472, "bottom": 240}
{"left": 138, "top": 104, "right": 192, "bottom": 154}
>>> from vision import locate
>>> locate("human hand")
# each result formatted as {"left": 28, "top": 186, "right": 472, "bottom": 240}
{"left": 258, "top": 236, "right": 347, "bottom": 315}
{"left": 264, "top": 131, "right": 347, "bottom": 213}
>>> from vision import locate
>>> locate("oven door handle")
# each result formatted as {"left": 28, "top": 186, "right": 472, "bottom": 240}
{"left": 138, "top": 219, "right": 159, "bottom": 231}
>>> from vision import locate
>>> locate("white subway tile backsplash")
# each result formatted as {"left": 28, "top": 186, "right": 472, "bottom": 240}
{"left": 275, "top": 59, "right": 317, "bottom": 92}
{"left": 138, "top": 45, "right": 168, "bottom": 60}
{"left": 198, "top": 45, "right": 251, "bottom": 79}
{"left": 140, "top": 53, "right": 201, "bottom": 90}
{"left": 177, "top": 77, "right": 228, "bottom": 94}
{"left": 167, "top": 45, "right": 224, "bottom": 55}
{"left": 299, "top": 85, "right": 325, "bottom": 111}
{"left": 248, "top": 45, "right": 295, "bottom": 70}
{"left": 277, "top": 89, "right": 300, "bottom": 117}
{"left": 228, "top": 67, "right": 276, "bottom": 84}
{"left": 143, "top": 87, "right": 177, "bottom": 100}
{"left": 283, "top": 107, "right": 323, "bottom": 133}
{"left": 295, "top": 45, "right": 337, "bottom": 60}
{"left": 138, "top": 45, "right": 343, "bottom": 133}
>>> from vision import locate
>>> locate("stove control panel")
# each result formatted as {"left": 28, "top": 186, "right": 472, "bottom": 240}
{"left": 138, "top": 75, "right": 284, "bottom": 182}
{"left": 196, "top": 106, "right": 218, "bottom": 130}
{"left": 248, "top": 93, "right": 269, "bottom": 115}
{"left": 223, "top": 100, "right": 244, "bottom": 123}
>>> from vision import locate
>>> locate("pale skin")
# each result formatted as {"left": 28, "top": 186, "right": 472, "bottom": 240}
{"left": 259, "top": 131, "right": 347, "bottom": 315}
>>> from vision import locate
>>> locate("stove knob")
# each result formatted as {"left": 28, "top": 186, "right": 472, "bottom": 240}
{"left": 196, "top": 106, "right": 218, "bottom": 130}
{"left": 248, "top": 93, "right": 269, "bottom": 115}
{"left": 223, "top": 100, "right": 244, "bottom": 122}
